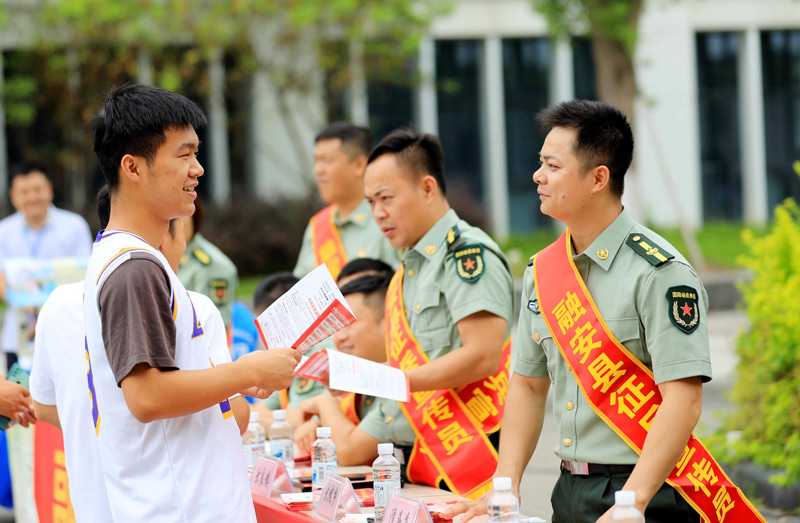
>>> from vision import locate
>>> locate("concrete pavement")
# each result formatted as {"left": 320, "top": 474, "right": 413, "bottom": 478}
{"left": 517, "top": 310, "right": 800, "bottom": 522}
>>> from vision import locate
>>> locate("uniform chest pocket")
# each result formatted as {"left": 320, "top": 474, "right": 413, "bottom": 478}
{"left": 605, "top": 317, "right": 647, "bottom": 365}
{"left": 413, "top": 288, "right": 452, "bottom": 353}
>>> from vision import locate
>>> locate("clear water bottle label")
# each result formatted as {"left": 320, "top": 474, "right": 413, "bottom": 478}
{"left": 271, "top": 439, "right": 290, "bottom": 460}
{"left": 374, "top": 481, "right": 389, "bottom": 506}
{"left": 312, "top": 461, "right": 336, "bottom": 486}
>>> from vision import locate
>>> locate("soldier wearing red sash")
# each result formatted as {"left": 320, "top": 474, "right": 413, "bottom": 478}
{"left": 363, "top": 128, "right": 515, "bottom": 498}
{"left": 293, "top": 122, "right": 399, "bottom": 279}
{"left": 444, "top": 101, "right": 764, "bottom": 523}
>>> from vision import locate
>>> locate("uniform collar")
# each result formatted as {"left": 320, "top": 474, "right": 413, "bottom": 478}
{"left": 410, "top": 209, "right": 459, "bottom": 259}
{"left": 334, "top": 199, "right": 371, "bottom": 228}
{"left": 572, "top": 208, "right": 635, "bottom": 271}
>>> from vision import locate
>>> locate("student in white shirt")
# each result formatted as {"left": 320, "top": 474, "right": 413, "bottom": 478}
{"left": 82, "top": 84, "right": 299, "bottom": 522}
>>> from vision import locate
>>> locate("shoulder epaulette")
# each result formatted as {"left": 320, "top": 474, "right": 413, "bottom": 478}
{"left": 527, "top": 255, "right": 535, "bottom": 267}
{"left": 446, "top": 225, "right": 461, "bottom": 251}
{"left": 192, "top": 247, "right": 211, "bottom": 266}
{"left": 625, "top": 233, "right": 674, "bottom": 267}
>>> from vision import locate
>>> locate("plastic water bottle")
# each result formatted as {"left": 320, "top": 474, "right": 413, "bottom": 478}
{"left": 269, "top": 409, "right": 294, "bottom": 475}
{"left": 242, "top": 411, "right": 267, "bottom": 473}
{"left": 610, "top": 491, "right": 644, "bottom": 523}
{"left": 311, "top": 427, "right": 337, "bottom": 507}
{"left": 487, "top": 477, "right": 519, "bottom": 522}
{"left": 372, "top": 443, "right": 401, "bottom": 523}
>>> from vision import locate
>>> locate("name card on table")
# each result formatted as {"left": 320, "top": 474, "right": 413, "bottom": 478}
{"left": 384, "top": 495, "right": 433, "bottom": 523}
{"left": 250, "top": 457, "right": 295, "bottom": 498}
{"left": 312, "top": 475, "right": 361, "bottom": 522}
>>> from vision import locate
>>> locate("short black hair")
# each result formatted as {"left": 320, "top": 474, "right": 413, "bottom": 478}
{"left": 315, "top": 122, "right": 374, "bottom": 160}
{"left": 537, "top": 100, "right": 633, "bottom": 198}
{"left": 337, "top": 258, "right": 395, "bottom": 283}
{"left": 91, "top": 83, "right": 207, "bottom": 191}
{"left": 367, "top": 127, "right": 446, "bottom": 195}
{"left": 339, "top": 275, "right": 390, "bottom": 319}
{"left": 97, "top": 183, "right": 177, "bottom": 234}
{"left": 96, "top": 185, "right": 111, "bottom": 229}
{"left": 10, "top": 162, "right": 50, "bottom": 183}
{"left": 253, "top": 272, "right": 299, "bottom": 314}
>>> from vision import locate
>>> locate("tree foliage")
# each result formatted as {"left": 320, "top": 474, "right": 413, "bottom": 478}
{"left": 2, "top": 0, "right": 445, "bottom": 207}
{"left": 708, "top": 198, "right": 800, "bottom": 485}
{"left": 530, "top": 0, "right": 643, "bottom": 121}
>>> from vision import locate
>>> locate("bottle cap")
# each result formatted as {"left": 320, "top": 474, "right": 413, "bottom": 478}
{"left": 615, "top": 490, "right": 636, "bottom": 506}
{"left": 378, "top": 443, "right": 394, "bottom": 455}
{"left": 273, "top": 410, "right": 287, "bottom": 421}
{"left": 493, "top": 477, "right": 512, "bottom": 491}
{"left": 249, "top": 411, "right": 259, "bottom": 423}
{"left": 316, "top": 427, "right": 331, "bottom": 438}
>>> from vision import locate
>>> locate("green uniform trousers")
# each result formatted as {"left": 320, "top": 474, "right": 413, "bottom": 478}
{"left": 551, "top": 466, "right": 701, "bottom": 523}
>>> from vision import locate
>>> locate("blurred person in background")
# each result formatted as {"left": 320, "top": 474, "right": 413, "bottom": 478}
{"left": 294, "top": 122, "right": 399, "bottom": 279}
{"left": 0, "top": 162, "right": 92, "bottom": 371}
{"left": 178, "top": 195, "right": 239, "bottom": 336}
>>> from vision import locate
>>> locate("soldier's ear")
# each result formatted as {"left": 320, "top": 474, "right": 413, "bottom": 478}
{"left": 590, "top": 165, "right": 611, "bottom": 195}
{"left": 352, "top": 154, "right": 368, "bottom": 176}
{"left": 421, "top": 174, "right": 439, "bottom": 203}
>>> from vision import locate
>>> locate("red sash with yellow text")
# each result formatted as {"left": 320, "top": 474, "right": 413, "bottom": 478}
{"left": 340, "top": 393, "right": 360, "bottom": 425}
{"left": 310, "top": 205, "right": 348, "bottom": 280}
{"left": 385, "top": 267, "right": 511, "bottom": 499}
{"left": 535, "top": 231, "right": 765, "bottom": 523}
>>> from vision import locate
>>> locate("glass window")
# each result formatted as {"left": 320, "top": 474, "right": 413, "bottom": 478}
{"left": 696, "top": 32, "right": 743, "bottom": 221}
{"left": 572, "top": 36, "right": 598, "bottom": 101}
{"left": 435, "top": 40, "right": 484, "bottom": 200}
{"left": 366, "top": 57, "right": 416, "bottom": 142}
{"left": 503, "top": 38, "right": 553, "bottom": 232}
{"left": 762, "top": 30, "right": 800, "bottom": 210}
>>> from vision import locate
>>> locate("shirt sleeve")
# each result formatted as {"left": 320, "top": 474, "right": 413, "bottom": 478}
{"left": 73, "top": 217, "right": 93, "bottom": 257}
{"left": 639, "top": 261, "right": 713, "bottom": 384}
{"left": 31, "top": 309, "right": 57, "bottom": 405}
{"left": 357, "top": 399, "right": 386, "bottom": 442}
{"left": 99, "top": 253, "right": 178, "bottom": 386}
{"left": 293, "top": 224, "right": 314, "bottom": 278}
{"left": 444, "top": 247, "right": 514, "bottom": 325}
{"left": 513, "top": 266, "right": 550, "bottom": 378}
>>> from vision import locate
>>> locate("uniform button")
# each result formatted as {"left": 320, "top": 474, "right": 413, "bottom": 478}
{"left": 564, "top": 438, "right": 572, "bottom": 447}
{"left": 408, "top": 269, "right": 415, "bottom": 277}
{"left": 415, "top": 304, "right": 421, "bottom": 311}
{"left": 533, "top": 332, "right": 540, "bottom": 341}
{"left": 365, "top": 399, "right": 373, "bottom": 405}
{"left": 566, "top": 402, "right": 574, "bottom": 410}
{"left": 566, "top": 364, "right": 572, "bottom": 371}
{"left": 385, "top": 416, "right": 393, "bottom": 424}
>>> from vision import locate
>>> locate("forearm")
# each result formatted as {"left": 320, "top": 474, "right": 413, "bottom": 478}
{"left": 495, "top": 373, "right": 550, "bottom": 492}
{"left": 406, "top": 312, "right": 506, "bottom": 392}
{"left": 121, "top": 360, "right": 255, "bottom": 423}
{"left": 34, "top": 402, "right": 60, "bottom": 429}
{"left": 406, "top": 344, "right": 500, "bottom": 392}
{"left": 231, "top": 396, "right": 250, "bottom": 435}
{"left": 622, "top": 377, "right": 702, "bottom": 510}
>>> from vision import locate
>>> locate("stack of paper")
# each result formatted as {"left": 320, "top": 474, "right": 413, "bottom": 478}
{"left": 354, "top": 488, "right": 374, "bottom": 507}
{"left": 254, "top": 265, "right": 356, "bottom": 354}
{"left": 280, "top": 492, "right": 313, "bottom": 512}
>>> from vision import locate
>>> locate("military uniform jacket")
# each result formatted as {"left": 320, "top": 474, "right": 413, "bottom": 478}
{"left": 360, "top": 209, "right": 515, "bottom": 445}
{"left": 292, "top": 199, "right": 400, "bottom": 278}
{"left": 515, "top": 209, "right": 713, "bottom": 465}
{"left": 178, "top": 233, "right": 238, "bottom": 327}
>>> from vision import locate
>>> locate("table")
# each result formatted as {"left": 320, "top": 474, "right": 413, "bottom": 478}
{"left": 251, "top": 466, "right": 491, "bottom": 522}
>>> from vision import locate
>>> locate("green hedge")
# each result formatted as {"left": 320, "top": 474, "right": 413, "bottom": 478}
{"left": 710, "top": 199, "right": 800, "bottom": 486}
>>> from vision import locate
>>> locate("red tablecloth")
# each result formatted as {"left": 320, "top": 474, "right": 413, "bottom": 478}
{"left": 252, "top": 492, "right": 316, "bottom": 523}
